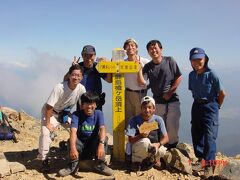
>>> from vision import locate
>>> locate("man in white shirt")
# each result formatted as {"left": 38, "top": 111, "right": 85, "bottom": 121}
{"left": 124, "top": 38, "right": 149, "bottom": 128}
{"left": 37, "top": 64, "right": 86, "bottom": 172}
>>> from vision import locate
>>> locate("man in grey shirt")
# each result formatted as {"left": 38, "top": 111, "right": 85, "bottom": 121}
{"left": 138, "top": 40, "right": 182, "bottom": 149}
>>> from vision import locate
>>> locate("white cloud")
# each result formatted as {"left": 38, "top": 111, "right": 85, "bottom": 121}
{"left": 0, "top": 49, "right": 70, "bottom": 118}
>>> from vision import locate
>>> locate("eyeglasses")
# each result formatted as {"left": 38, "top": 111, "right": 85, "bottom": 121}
{"left": 70, "top": 74, "right": 82, "bottom": 78}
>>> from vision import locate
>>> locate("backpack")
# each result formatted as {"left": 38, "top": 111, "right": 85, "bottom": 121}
{"left": 0, "top": 110, "right": 18, "bottom": 142}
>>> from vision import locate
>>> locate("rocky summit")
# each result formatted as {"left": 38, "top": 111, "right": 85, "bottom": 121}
{"left": 0, "top": 106, "right": 239, "bottom": 180}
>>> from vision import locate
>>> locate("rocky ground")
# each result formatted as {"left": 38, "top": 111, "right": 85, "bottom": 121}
{"left": 0, "top": 106, "right": 239, "bottom": 180}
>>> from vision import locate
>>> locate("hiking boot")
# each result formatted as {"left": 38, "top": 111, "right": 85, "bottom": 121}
{"left": 94, "top": 160, "right": 113, "bottom": 176}
{"left": 165, "top": 142, "right": 178, "bottom": 150}
{"left": 59, "top": 140, "right": 68, "bottom": 151}
{"left": 141, "top": 157, "right": 155, "bottom": 171}
{"left": 58, "top": 159, "right": 79, "bottom": 177}
{"left": 192, "top": 160, "right": 204, "bottom": 172}
{"left": 153, "top": 160, "right": 162, "bottom": 170}
{"left": 41, "top": 159, "right": 50, "bottom": 173}
{"left": 148, "top": 145, "right": 156, "bottom": 155}
{"left": 202, "top": 166, "right": 214, "bottom": 179}
{"left": 131, "top": 162, "right": 141, "bottom": 172}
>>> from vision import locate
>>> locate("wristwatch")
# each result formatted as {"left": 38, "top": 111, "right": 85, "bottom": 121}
{"left": 99, "top": 140, "right": 105, "bottom": 145}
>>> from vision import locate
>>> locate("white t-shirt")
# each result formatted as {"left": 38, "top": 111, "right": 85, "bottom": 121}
{"left": 124, "top": 56, "right": 149, "bottom": 90}
{"left": 43, "top": 81, "right": 86, "bottom": 115}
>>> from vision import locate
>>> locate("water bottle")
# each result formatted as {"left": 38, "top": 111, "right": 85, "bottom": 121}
{"left": 0, "top": 111, "right": 3, "bottom": 121}
{"left": 112, "top": 48, "right": 126, "bottom": 62}
{"left": 62, "top": 108, "right": 71, "bottom": 124}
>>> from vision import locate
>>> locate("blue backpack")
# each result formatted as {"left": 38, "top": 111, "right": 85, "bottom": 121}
{"left": 0, "top": 110, "right": 18, "bottom": 142}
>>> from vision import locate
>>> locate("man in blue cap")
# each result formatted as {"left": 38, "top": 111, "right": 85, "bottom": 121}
{"left": 188, "top": 47, "right": 226, "bottom": 178}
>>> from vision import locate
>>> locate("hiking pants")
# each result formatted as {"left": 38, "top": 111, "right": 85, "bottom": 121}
{"left": 38, "top": 114, "right": 70, "bottom": 161}
{"left": 131, "top": 138, "right": 167, "bottom": 163}
{"left": 73, "top": 136, "right": 108, "bottom": 161}
{"left": 155, "top": 101, "right": 181, "bottom": 145}
{"left": 191, "top": 101, "right": 219, "bottom": 163}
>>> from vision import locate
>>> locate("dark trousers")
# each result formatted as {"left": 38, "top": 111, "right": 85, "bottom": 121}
{"left": 191, "top": 101, "right": 219, "bottom": 163}
{"left": 73, "top": 136, "right": 108, "bottom": 161}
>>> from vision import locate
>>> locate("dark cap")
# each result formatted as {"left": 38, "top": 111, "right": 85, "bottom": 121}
{"left": 81, "top": 45, "right": 96, "bottom": 55}
{"left": 189, "top": 47, "right": 206, "bottom": 60}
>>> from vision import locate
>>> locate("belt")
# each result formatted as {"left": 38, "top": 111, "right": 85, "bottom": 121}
{"left": 194, "top": 99, "right": 210, "bottom": 104}
{"left": 53, "top": 109, "right": 60, "bottom": 114}
{"left": 126, "top": 88, "right": 147, "bottom": 93}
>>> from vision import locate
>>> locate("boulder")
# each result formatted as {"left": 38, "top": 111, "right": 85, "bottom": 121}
{"left": 218, "top": 159, "right": 240, "bottom": 180}
{"left": 0, "top": 152, "right": 11, "bottom": 177}
{"left": 176, "top": 143, "right": 198, "bottom": 163}
{"left": 163, "top": 148, "right": 192, "bottom": 174}
{"left": 9, "top": 162, "right": 26, "bottom": 174}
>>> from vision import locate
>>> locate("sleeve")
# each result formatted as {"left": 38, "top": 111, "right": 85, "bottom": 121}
{"left": 142, "top": 63, "right": 149, "bottom": 80}
{"left": 211, "top": 71, "right": 224, "bottom": 94}
{"left": 125, "top": 117, "right": 137, "bottom": 137}
{"left": 46, "top": 84, "right": 61, "bottom": 107}
{"left": 97, "top": 110, "right": 105, "bottom": 127}
{"left": 70, "top": 112, "right": 79, "bottom": 129}
{"left": 170, "top": 57, "right": 182, "bottom": 79}
{"left": 157, "top": 116, "right": 167, "bottom": 135}
{"left": 188, "top": 73, "right": 192, "bottom": 91}
{"left": 78, "top": 85, "right": 86, "bottom": 105}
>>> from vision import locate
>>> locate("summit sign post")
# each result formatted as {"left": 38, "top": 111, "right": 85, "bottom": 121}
{"left": 96, "top": 48, "right": 139, "bottom": 161}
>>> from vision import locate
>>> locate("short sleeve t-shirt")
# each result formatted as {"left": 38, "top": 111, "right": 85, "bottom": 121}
{"left": 142, "top": 56, "right": 182, "bottom": 103}
{"left": 126, "top": 114, "right": 167, "bottom": 143}
{"left": 188, "top": 68, "right": 224, "bottom": 101}
{"left": 124, "top": 56, "right": 150, "bottom": 90}
{"left": 45, "top": 81, "right": 86, "bottom": 113}
{"left": 71, "top": 110, "right": 105, "bottom": 141}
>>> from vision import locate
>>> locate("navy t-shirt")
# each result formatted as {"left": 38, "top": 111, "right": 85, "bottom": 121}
{"left": 126, "top": 114, "right": 167, "bottom": 143}
{"left": 71, "top": 110, "right": 105, "bottom": 141}
{"left": 188, "top": 68, "right": 224, "bottom": 101}
{"left": 143, "top": 57, "right": 182, "bottom": 103}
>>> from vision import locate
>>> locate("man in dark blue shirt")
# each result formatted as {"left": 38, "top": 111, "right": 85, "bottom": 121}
{"left": 58, "top": 92, "right": 113, "bottom": 177}
{"left": 65, "top": 45, "right": 112, "bottom": 110}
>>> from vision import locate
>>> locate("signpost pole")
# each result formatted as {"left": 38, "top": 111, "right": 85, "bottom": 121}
{"left": 96, "top": 48, "right": 139, "bottom": 161}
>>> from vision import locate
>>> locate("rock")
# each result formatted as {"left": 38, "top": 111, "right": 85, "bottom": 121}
{"left": 176, "top": 143, "right": 198, "bottom": 163}
{"left": 218, "top": 159, "right": 240, "bottom": 180}
{"left": 164, "top": 148, "right": 192, "bottom": 174}
{"left": 213, "top": 158, "right": 229, "bottom": 175}
{"left": 19, "top": 110, "right": 35, "bottom": 121}
{"left": 9, "top": 162, "right": 26, "bottom": 174}
{"left": 9, "top": 113, "right": 19, "bottom": 121}
{"left": 235, "top": 154, "right": 240, "bottom": 159}
{"left": 0, "top": 152, "right": 11, "bottom": 177}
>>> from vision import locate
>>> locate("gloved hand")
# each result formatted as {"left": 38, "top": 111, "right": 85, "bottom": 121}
{"left": 98, "top": 92, "right": 106, "bottom": 107}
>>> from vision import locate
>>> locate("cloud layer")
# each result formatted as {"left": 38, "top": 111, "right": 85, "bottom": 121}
{"left": 0, "top": 49, "right": 70, "bottom": 118}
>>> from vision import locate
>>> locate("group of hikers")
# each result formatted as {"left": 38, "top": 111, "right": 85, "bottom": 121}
{"left": 36, "top": 38, "right": 226, "bottom": 178}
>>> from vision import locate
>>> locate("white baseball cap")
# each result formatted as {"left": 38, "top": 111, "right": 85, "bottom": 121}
{"left": 141, "top": 96, "right": 155, "bottom": 107}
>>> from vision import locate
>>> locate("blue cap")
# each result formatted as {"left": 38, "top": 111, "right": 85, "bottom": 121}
{"left": 189, "top": 47, "right": 206, "bottom": 60}
{"left": 81, "top": 45, "right": 96, "bottom": 55}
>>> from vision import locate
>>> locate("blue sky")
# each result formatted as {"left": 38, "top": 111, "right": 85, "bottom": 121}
{"left": 1, "top": 0, "right": 240, "bottom": 155}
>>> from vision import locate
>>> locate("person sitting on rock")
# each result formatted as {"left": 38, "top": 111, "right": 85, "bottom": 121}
{"left": 125, "top": 96, "right": 169, "bottom": 171}
{"left": 58, "top": 92, "right": 113, "bottom": 177}
{"left": 37, "top": 64, "right": 86, "bottom": 172}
